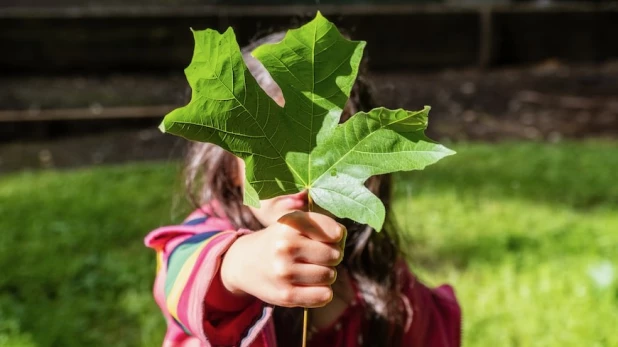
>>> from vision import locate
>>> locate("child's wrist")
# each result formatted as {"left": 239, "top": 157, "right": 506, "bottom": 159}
{"left": 220, "top": 235, "right": 250, "bottom": 298}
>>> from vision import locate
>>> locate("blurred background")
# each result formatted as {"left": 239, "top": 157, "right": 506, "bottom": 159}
{"left": 1, "top": 0, "right": 617, "bottom": 346}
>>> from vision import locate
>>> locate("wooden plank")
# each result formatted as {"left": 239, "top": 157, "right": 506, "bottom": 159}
{"left": 0, "top": 105, "right": 178, "bottom": 122}
{"left": 0, "top": 12, "right": 480, "bottom": 72}
{"left": 0, "top": 4, "right": 614, "bottom": 72}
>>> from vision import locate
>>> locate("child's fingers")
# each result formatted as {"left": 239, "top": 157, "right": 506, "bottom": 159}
{"left": 277, "top": 285, "right": 334, "bottom": 308}
{"left": 286, "top": 263, "right": 337, "bottom": 286}
{"left": 295, "top": 238, "right": 343, "bottom": 266}
{"left": 305, "top": 212, "right": 346, "bottom": 243}
{"left": 278, "top": 211, "right": 345, "bottom": 243}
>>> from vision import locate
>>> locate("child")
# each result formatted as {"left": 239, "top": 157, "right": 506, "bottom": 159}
{"left": 145, "top": 32, "right": 461, "bottom": 347}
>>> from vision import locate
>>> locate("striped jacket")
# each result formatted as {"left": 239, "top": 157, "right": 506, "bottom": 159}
{"left": 145, "top": 205, "right": 461, "bottom": 347}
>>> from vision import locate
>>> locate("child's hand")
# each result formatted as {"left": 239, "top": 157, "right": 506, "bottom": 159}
{"left": 220, "top": 211, "right": 346, "bottom": 308}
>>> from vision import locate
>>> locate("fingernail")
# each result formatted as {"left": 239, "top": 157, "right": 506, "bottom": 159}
{"left": 337, "top": 223, "right": 347, "bottom": 243}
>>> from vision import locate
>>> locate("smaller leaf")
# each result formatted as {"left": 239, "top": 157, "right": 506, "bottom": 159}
{"left": 308, "top": 106, "right": 455, "bottom": 230}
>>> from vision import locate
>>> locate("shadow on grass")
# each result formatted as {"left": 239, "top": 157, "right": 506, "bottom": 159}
{"left": 405, "top": 232, "right": 543, "bottom": 272}
{"left": 395, "top": 141, "right": 618, "bottom": 272}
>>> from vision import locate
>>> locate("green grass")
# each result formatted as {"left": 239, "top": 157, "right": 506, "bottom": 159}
{"left": 0, "top": 165, "right": 183, "bottom": 347}
{"left": 1, "top": 141, "right": 617, "bottom": 346}
{"left": 395, "top": 141, "right": 618, "bottom": 346}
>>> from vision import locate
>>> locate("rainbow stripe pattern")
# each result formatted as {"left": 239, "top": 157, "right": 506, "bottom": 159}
{"left": 145, "top": 209, "right": 276, "bottom": 347}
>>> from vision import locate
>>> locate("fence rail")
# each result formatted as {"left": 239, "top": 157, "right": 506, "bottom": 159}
{"left": 0, "top": 106, "right": 177, "bottom": 122}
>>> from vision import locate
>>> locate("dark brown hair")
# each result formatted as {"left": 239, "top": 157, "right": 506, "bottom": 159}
{"left": 184, "top": 32, "right": 406, "bottom": 347}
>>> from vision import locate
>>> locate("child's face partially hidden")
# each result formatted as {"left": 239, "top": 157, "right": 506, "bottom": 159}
{"left": 234, "top": 93, "right": 334, "bottom": 227}
{"left": 235, "top": 157, "right": 309, "bottom": 227}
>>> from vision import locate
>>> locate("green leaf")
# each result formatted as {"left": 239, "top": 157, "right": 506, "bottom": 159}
{"left": 160, "top": 12, "right": 454, "bottom": 231}
{"left": 310, "top": 106, "right": 454, "bottom": 230}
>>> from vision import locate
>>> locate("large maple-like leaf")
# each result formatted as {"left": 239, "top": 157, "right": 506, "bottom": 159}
{"left": 160, "top": 12, "right": 454, "bottom": 230}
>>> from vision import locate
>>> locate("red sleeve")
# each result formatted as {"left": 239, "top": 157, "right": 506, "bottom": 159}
{"left": 401, "top": 265, "right": 462, "bottom": 347}
{"left": 201, "top": 257, "right": 270, "bottom": 346}
{"left": 144, "top": 214, "right": 273, "bottom": 347}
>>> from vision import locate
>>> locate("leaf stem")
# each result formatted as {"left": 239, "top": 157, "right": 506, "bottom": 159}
{"left": 302, "top": 307, "right": 309, "bottom": 347}
{"left": 302, "top": 191, "right": 314, "bottom": 347}
{"left": 308, "top": 192, "right": 314, "bottom": 211}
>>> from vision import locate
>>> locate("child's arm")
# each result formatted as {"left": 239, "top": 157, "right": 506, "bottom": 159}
{"left": 145, "top": 215, "right": 273, "bottom": 347}
{"left": 145, "top": 210, "right": 345, "bottom": 347}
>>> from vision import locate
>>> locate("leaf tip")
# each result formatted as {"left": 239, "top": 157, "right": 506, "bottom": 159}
{"left": 370, "top": 221, "right": 385, "bottom": 233}
{"left": 158, "top": 121, "right": 167, "bottom": 134}
{"left": 223, "top": 26, "right": 235, "bottom": 35}
{"left": 369, "top": 217, "right": 385, "bottom": 233}
{"left": 313, "top": 10, "right": 331, "bottom": 27}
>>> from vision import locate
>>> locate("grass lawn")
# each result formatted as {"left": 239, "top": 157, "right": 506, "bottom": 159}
{"left": 1, "top": 141, "right": 616, "bottom": 346}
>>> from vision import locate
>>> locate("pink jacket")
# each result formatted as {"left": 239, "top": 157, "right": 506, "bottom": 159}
{"left": 145, "top": 206, "right": 461, "bottom": 347}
